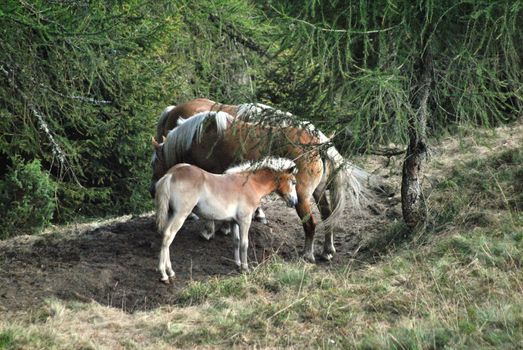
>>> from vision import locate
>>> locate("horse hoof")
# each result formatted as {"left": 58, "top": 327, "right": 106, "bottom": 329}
{"left": 199, "top": 231, "right": 214, "bottom": 241}
{"left": 320, "top": 252, "right": 333, "bottom": 261}
{"left": 218, "top": 228, "right": 231, "bottom": 235}
{"left": 240, "top": 265, "right": 250, "bottom": 273}
{"left": 302, "top": 253, "right": 316, "bottom": 264}
{"left": 256, "top": 217, "right": 268, "bottom": 225}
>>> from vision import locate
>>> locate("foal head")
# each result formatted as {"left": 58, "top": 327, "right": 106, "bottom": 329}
{"left": 150, "top": 137, "right": 167, "bottom": 197}
{"left": 273, "top": 166, "right": 298, "bottom": 208}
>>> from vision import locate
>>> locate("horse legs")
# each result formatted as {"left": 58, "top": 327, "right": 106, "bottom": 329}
{"left": 254, "top": 207, "right": 268, "bottom": 224}
{"left": 218, "top": 221, "right": 232, "bottom": 235}
{"left": 187, "top": 212, "right": 199, "bottom": 221}
{"left": 159, "top": 211, "right": 187, "bottom": 284}
{"left": 295, "top": 196, "right": 317, "bottom": 263}
{"left": 238, "top": 217, "right": 252, "bottom": 272}
{"left": 199, "top": 220, "right": 216, "bottom": 240}
{"left": 313, "top": 187, "right": 335, "bottom": 261}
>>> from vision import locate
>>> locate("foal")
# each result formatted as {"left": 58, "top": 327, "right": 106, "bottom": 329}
{"left": 155, "top": 158, "right": 298, "bottom": 284}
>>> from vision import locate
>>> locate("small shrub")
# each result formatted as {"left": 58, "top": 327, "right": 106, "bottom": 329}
{"left": 0, "top": 157, "right": 56, "bottom": 239}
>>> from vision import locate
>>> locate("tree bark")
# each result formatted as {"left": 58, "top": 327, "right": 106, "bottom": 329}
{"left": 401, "top": 48, "right": 432, "bottom": 229}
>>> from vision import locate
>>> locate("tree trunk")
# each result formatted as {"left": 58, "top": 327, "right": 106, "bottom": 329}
{"left": 401, "top": 48, "right": 432, "bottom": 229}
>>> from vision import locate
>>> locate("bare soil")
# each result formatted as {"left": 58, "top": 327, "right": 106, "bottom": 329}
{"left": 0, "top": 171, "right": 400, "bottom": 313}
{"left": 6, "top": 123, "right": 523, "bottom": 312}
{"left": 3, "top": 122, "right": 519, "bottom": 314}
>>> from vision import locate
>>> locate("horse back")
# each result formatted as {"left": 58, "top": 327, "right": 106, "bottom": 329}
{"left": 158, "top": 98, "right": 238, "bottom": 139}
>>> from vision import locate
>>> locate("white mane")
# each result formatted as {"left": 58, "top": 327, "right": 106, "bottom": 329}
{"left": 163, "top": 111, "right": 232, "bottom": 167}
{"left": 236, "top": 103, "right": 330, "bottom": 143}
{"left": 225, "top": 157, "right": 296, "bottom": 174}
{"left": 236, "top": 102, "right": 371, "bottom": 207}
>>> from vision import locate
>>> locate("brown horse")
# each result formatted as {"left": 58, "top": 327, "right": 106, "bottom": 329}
{"left": 155, "top": 158, "right": 298, "bottom": 283}
{"left": 151, "top": 100, "right": 370, "bottom": 262}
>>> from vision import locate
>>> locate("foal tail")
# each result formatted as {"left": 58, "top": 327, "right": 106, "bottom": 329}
{"left": 155, "top": 173, "right": 172, "bottom": 234}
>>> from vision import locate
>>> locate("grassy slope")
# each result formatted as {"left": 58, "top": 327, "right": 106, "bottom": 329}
{"left": 1, "top": 125, "right": 522, "bottom": 349}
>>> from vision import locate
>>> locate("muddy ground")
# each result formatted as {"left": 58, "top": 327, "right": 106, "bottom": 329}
{"left": 0, "top": 158, "right": 402, "bottom": 313}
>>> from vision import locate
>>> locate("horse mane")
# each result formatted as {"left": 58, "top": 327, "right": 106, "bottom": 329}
{"left": 225, "top": 157, "right": 296, "bottom": 175}
{"left": 236, "top": 103, "right": 293, "bottom": 123}
{"left": 155, "top": 105, "right": 176, "bottom": 141}
{"left": 237, "top": 102, "right": 372, "bottom": 209}
{"left": 163, "top": 111, "right": 232, "bottom": 166}
{"left": 236, "top": 103, "right": 330, "bottom": 143}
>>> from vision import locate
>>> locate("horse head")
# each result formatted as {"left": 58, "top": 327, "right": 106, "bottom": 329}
{"left": 150, "top": 136, "right": 167, "bottom": 198}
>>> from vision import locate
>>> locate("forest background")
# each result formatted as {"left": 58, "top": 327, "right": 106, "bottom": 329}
{"left": 1, "top": 0, "right": 521, "bottom": 237}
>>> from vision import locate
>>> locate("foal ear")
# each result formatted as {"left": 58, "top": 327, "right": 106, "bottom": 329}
{"left": 162, "top": 136, "right": 167, "bottom": 143}
{"left": 152, "top": 136, "right": 161, "bottom": 150}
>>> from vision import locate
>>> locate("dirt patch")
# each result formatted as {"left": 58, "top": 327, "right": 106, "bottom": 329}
{"left": 0, "top": 184, "right": 399, "bottom": 313}
{"left": 5, "top": 121, "right": 519, "bottom": 314}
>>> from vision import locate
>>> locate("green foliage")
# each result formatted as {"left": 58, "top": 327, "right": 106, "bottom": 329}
{"left": 1, "top": 0, "right": 521, "bottom": 235}
{"left": 260, "top": 0, "right": 523, "bottom": 151}
{"left": 0, "top": 0, "right": 271, "bottom": 233}
{"left": 0, "top": 158, "right": 56, "bottom": 239}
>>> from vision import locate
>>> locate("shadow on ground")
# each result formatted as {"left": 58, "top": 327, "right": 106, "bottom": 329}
{"left": 0, "top": 178, "right": 400, "bottom": 313}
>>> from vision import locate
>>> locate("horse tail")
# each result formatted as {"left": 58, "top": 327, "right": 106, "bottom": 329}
{"left": 155, "top": 173, "right": 172, "bottom": 234}
{"left": 156, "top": 105, "right": 176, "bottom": 141}
{"left": 321, "top": 146, "right": 371, "bottom": 230}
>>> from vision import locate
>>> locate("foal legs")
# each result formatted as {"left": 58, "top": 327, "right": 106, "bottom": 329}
{"left": 232, "top": 223, "right": 241, "bottom": 268}
{"left": 159, "top": 210, "right": 189, "bottom": 283}
{"left": 238, "top": 217, "right": 252, "bottom": 272}
{"left": 313, "top": 187, "right": 335, "bottom": 261}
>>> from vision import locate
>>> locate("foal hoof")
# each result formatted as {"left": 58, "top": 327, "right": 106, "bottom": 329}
{"left": 159, "top": 278, "right": 171, "bottom": 285}
{"left": 240, "top": 265, "right": 250, "bottom": 273}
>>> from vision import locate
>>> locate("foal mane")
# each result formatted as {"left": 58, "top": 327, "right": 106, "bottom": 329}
{"left": 163, "top": 111, "right": 232, "bottom": 166}
{"left": 225, "top": 157, "right": 296, "bottom": 175}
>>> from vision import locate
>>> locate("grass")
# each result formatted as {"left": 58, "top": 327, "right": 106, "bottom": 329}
{"left": 1, "top": 127, "right": 521, "bottom": 349}
{"left": 0, "top": 327, "right": 57, "bottom": 350}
